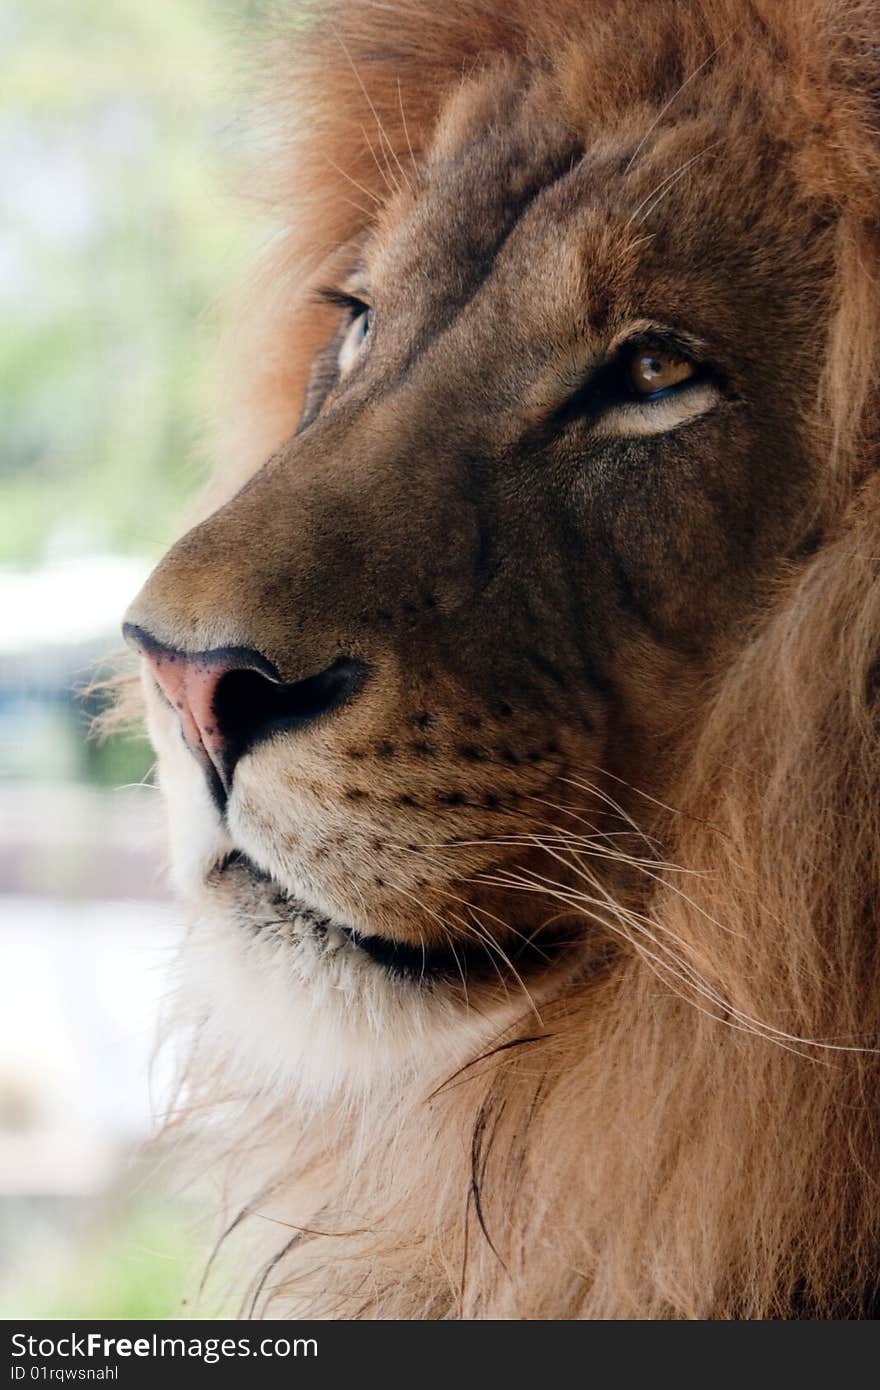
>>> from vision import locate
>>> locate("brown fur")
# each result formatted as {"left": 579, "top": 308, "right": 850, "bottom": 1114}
{"left": 126, "top": 0, "right": 880, "bottom": 1317}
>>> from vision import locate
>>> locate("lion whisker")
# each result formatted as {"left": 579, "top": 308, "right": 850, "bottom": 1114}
{"left": 483, "top": 863, "right": 811, "bottom": 1050}
{"left": 379, "top": 876, "right": 473, "bottom": 1000}
{"left": 458, "top": 908, "right": 544, "bottom": 1023}
{"left": 357, "top": 122, "right": 402, "bottom": 198}
{"left": 428, "top": 878, "right": 559, "bottom": 963}
{"left": 319, "top": 151, "right": 384, "bottom": 208}
{"left": 569, "top": 763, "right": 728, "bottom": 839}
{"left": 492, "top": 858, "right": 876, "bottom": 1056}
{"left": 333, "top": 29, "right": 413, "bottom": 196}
{"left": 626, "top": 139, "right": 726, "bottom": 228}
{"left": 397, "top": 79, "right": 420, "bottom": 186}
{"left": 622, "top": 37, "right": 733, "bottom": 175}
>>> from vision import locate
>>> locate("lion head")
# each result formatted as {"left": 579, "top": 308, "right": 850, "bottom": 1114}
{"left": 122, "top": 0, "right": 880, "bottom": 1318}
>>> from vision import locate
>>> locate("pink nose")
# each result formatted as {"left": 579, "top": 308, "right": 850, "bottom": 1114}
{"left": 122, "top": 624, "right": 284, "bottom": 793}
{"left": 141, "top": 645, "right": 236, "bottom": 775}
{"left": 122, "top": 622, "right": 367, "bottom": 804}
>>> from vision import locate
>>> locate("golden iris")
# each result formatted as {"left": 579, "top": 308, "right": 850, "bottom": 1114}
{"left": 628, "top": 350, "right": 695, "bottom": 395}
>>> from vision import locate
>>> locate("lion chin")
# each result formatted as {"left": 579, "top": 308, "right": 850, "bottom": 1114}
{"left": 121, "top": 0, "right": 880, "bottom": 1320}
{"left": 152, "top": 694, "right": 526, "bottom": 1102}
{"left": 147, "top": 686, "right": 584, "bottom": 1108}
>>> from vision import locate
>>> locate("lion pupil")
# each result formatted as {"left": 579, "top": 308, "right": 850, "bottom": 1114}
{"left": 630, "top": 350, "right": 692, "bottom": 395}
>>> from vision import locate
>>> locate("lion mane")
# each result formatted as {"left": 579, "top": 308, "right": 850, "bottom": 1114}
{"left": 141, "top": 0, "right": 880, "bottom": 1319}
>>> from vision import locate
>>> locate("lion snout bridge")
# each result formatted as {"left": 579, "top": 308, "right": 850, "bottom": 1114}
{"left": 123, "top": 623, "right": 365, "bottom": 800}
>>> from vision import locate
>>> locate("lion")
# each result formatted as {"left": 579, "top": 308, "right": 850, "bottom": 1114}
{"left": 120, "top": 0, "right": 880, "bottom": 1318}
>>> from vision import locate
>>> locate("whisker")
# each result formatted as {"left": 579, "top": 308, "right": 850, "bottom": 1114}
{"left": 622, "top": 37, "right": 732, "bottom": 174}
{"left": 429, "top": 876, "right": 559, "bottom": 959}
{"left": 459, "top": 908, "right": 544, "bottom": 1023}
{"left": 358, "top": 122, "right": 401, "bottom": 198}
{"left": 491, "top": 857, "right": 875, "bottom": 1056}
{"left": 320, "top": 151, "right": 384, "bottom": 208}
{"left": 379, "top": 852, "right": 545, "bottom": 1014}
{"left": 572, "top": 762, "right": 728, "bottom": 838}
{"left": 397, "top": 78, "right": 420, "bottom": 185}
{"left": 380, "top": 876, "right": 473, "bottom": 999}
{"left": 334, "top": 29, "right": 413, "bottom": 195}
{"left": 483, "top": 863, "right": 807, "bottom": 1050}
{"left": 626, "top": 140, "right": 725, "bottom": 228}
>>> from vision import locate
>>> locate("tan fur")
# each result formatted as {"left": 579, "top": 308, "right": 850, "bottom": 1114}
{"left": 126, "top": 0, "right": 880, "bottom": 1318}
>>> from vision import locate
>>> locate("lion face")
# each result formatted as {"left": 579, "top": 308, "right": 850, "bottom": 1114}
{"left": 124, "top": 58, "right": 832, "bottom": 1096}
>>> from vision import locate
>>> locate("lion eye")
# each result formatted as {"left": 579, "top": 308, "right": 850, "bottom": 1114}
{"left": 628, "top": 349, "right": 695, "bottom": 396}
{"left": 338, "top": 306, "right": 372, "bottom": 376}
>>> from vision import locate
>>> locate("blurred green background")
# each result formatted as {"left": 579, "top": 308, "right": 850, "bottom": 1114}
{"left": 1, "top": 0, "right": 263, "bottom": 1318}
{"left": 3, "top": 0, "right": 257, "bottom": 566}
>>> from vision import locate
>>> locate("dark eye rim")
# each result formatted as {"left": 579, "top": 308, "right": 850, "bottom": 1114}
{"left": 551, "top": 329, "right": 721, "bottom": 430}
{"left": 627, "top": 347, "right": 696, "bottom": 400}
{"left": 315, "top": 286, "right": 373, "bottom": 359}
{"left": 315, "top": 285, "right": 372, "bottom": 319}
{"left": 352, "top": 305, "right": 372, "bottom": 340}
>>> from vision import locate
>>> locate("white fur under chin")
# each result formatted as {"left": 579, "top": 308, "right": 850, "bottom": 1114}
{"left": 146, "top": 680, "right": 511, "bottom": 1105}
{"left": 174, "top": 906, "right": 502, "bottom": 1104}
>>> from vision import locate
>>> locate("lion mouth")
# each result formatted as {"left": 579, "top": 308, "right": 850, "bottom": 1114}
{"left": 210, "top": 849, "right": 568, "bottom": 985}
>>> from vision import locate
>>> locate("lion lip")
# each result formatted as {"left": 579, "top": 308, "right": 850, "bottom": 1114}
{"left": 212, "top": 849, "right": 570, "bottom": 984}
{"left": 213, "top": 848, "right": 338, "bottom": 930}
{"left": 336, "top": 925, "right": 469, "bottom": 980}
{"left": 214, "top": 848, "right": 277, "bottom": 889}
{"left": 213, "top": 850, "right": 464, "bottom": 979}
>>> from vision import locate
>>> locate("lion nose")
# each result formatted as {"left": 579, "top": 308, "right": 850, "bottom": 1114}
{"left": 123, "top": 623, "right": 365, "bottom": 799}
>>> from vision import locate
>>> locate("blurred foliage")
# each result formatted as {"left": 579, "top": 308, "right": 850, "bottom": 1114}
{"left": 0, "top": 1194, "right": 212, "bottom": 1319}
{"left": 86, "top": 724, "right": 155, "bottom": 788}
{"left": 0, "top": 2, "right": 262, "bottom": 1326}
{"left": 1, "top": 692, "right": 153, "bottom": 785}
{"left": 82, "top": 679, "right": 155, "bottom": 787}
{"left": 1, "top": 0, "right": 262, "bottom": 566}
